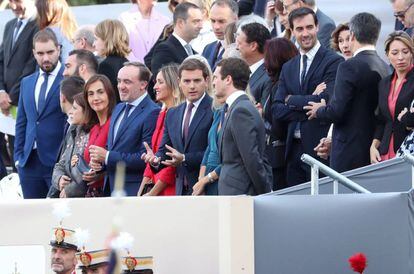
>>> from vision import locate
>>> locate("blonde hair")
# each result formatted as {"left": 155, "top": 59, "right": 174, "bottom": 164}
{"left": 186, "top": 0, "right": 212, "bottom": 18}
{"left": 159, "top": 64, "right": 185, "bottom": 107}
{"left": 95, "top": 19, "right": 131, "bottom": 58}
{"left": 385, "top": 30, "right": 414, "bottom": 56}
{"left": 36, "top": 0, "right": 78, "bottom": 40}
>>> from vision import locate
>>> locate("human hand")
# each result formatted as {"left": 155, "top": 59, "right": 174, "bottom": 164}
{"left": 162, "top": 145, "right": 184, "bottom": 167}
{"left": 141, "top": 142, "right": 160, "bottom": 166}
{"left": 82, "top": 170, "right": 97, "bottom": 183}
{"left": 370, "top": 144, "right": 381, "bottom": 164}
{"left": 255, "top": 102, "right": 263, "bottom": 116}
{"left": 304, "top": 99, "right": 326, "bottom": 120}
{"left": 192, "top": 177, "right": 208, "bottom": 196}
{"left": 312, "top": 82, "right": 326, "bottom": 95}
{"left": 58, "top": 175, "right": 71, "bottom": 191}
{"left": 314, "top": 137, "right": 331, "bottom": 160}
{"left": 89, "top": 145, "right": 107, "bottom": 164}
{"left": 398, "top": 107, "right": 408, "bottom": 121}
{"left": 0, "top": 92, "right": 11, "bottom": 111}
{"left": 59, "top": 189, "right": 67, "bottom": 198}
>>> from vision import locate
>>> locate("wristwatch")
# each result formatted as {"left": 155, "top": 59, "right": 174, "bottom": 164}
{"left": 207, "top": 173, "right": 214, "bottom": 183}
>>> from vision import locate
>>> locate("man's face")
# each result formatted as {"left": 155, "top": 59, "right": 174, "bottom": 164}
{"left": 9, "top": 0, "right": 31, "bottom": 18}
{"left": 235, "top": 30, "right": 253, "bottom": 61}
{"left": 212, "top": 66, "right": 227, "bottom": 98}
{"left": 282, "top": 0, "right": 302, "bottom": 14}
{"left": 63, "top": 54, "right": 80, "bottom": 77}
{"left": 393, "top": 0, "right": 413, "bottom": 27}
{"left": 33, "top": 40, "right": 60, "bottom": 73}
{"left": 180, "top": 69, "right": 208, "bottom": 102}
{"left": 117, "top": 66, "right": 146, "bottom": 102}
{"left": 181, "top": 8, "right": 204, "bottom": 40}
{"left": 402, "top": 2, "right": 414, "bottom": 28}
{"left": 210, "top": 4, "right": 237, "bottom": 40}
{"left": 292, "top": 14, "right": 319, "bottom": 52}
{"left": 51, "top": 247, "right": 77, "bottom": 274}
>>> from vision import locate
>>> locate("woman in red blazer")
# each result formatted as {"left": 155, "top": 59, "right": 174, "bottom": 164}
{"left": 138, "top": 64, "right": 185, "bottom": 196}
{"left": 371, "top": 31, "right": 414, "bottom": 163}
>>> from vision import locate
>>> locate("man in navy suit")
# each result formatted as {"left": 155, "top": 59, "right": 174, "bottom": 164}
{"left": 14, "top": 29, "right": 66, "bottom": 198}
{"left": 89, "top": 62, "right": 159, "bottom": 196}
{"left": 305, "top": 12, "right": 390, "bottom": 173}
{"left": 273, "top": 7, "right": 343, "bottom": 186}
{"left": 142, "top": 58, "right": 213, "bottom": 196}
{"left": 202, "top": 0, "right": 238, "bottom": 70}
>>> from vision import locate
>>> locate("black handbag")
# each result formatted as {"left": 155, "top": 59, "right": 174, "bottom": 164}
{"left": 140, "top": 183, "right": 155, "bottom": 196}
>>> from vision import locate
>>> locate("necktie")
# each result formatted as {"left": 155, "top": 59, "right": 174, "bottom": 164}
{"left": 184, "top": 44, "right": 193, "bottom": 56}
{"left": 12, "top": 20, "right": 23, "bottom": 49}
{"left": 300, "top": 54, "right": 308, "bottom": 87}
{"left": 220, "top": 103, "right": 228, "bottom": 127}
{"left": 182, "top": 102, "right": 194, "bottom": 142}
{"left": 38, "top": 73, "right": 49, "bottom": 113}
{"left": 212, "top": 41, "right": 222, "bottom": 66}
{"left": 116, "top": 103, "right": 133, "bottom": 138}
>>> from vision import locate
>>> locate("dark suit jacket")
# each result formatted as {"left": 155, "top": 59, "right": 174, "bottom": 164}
{"left": 374, "top": 69, "right": 414, "bottom": 155}
{"left": 249, "top": 62, "right": 273, "bottom": 106}
{"left": 14, "top": 66, "right": 66, "bottom": 168}
{"left": 316, "top": 9, "right": 336, "bottom": 49}
{"left": 219, "top": 94, "right": 272, "bottom": 195}
{"left": 0, "top": 16, "right": 38, "bottom": 105}
{"left": 316, "top": 50, "right": 390, "bottom": 172}
{"left": 98, "top": 55, "right": 128, "bottom": 101}
{"left": 156, "top": 94, "right": 213, "bottom": 195}
{"left": 202, "top": 41, "right": 224, "bottom": 70}
{"left": 273, "top": 46, "right": 343, "bottom": 159}
{"left": 104, "top": 95, "right": 160, "bottom": 196}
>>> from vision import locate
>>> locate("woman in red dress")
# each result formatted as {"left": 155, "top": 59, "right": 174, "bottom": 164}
{"left": 371, "top": 31, "right": 414, "bottom": 163}
{"left": 82, "top": 75, "right": 118, "bottom": 197}
{"left": 138, "top": 64, "right": 184, "bottom": 196}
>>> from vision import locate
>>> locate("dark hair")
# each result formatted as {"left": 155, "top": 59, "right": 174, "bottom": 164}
{"left": 349, "top": 12, "right": 381, "bottom": 45}
{"left": 216, "top": 58, "right": 250, "bottom": 90}
{"left": 173, "top": 2, "right": 200, "bottom": 25}
{"left": 240, "top": 23, "right": 271, "bottom": 54}
{"left": 210, "top": 0, "right": 239, "bottom": 15}
{"left": 60, "top": 76, "right": 85, "bottom": 104}
{"left": 264, "top": 38, "right": 298, "bottom": 83}
{"left": 330, "top": 23, "right": 349, "bottom": 52}
{"left": 123, "top": 61, "right": 152, "bottom": 83}
{"left": 83, "top": 74, "right": 117, "bottom": 126}
{"left": 72, "top": 93, "right": 93, "bottom": 131}
{"left": 33, "top": 28, "right": 59, "bottom": 48}
{"left": 288, "top": 7, "right": 318, "bottom": 29}
{"left": 69, "top": 49, "right": 98, "bottom": 74}
{"left": 178, "top": 58, "right": 210, "bottom": 79}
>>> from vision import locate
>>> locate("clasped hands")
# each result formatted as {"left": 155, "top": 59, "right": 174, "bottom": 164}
{"left": 303, "top": 82, "right": 327, "bottom": 120}
{"left": 141, "top": 142, "right": 184, "bottom": 167}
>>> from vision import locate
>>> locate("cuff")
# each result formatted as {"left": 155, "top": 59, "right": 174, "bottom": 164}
{"left": 105, "top": 151, "right": 109, "bottom": 165}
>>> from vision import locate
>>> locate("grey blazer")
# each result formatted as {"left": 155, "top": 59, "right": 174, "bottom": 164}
{"left": 316, "top": 9, "right": 336, "bottom": 49}
{"left": 218, "top": 94, "right": 272, "bottom": 195}
{"left": 51, "top": 125, "right": 89, "bottom": 197}
{"left": 249, "top": 62, "right": 273, "bottom": 106}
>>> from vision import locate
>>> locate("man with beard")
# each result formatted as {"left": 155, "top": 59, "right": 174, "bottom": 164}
{"left": 63, "top": 49, "right": 98, "bottom": 81}
{"left": 50, "top": 227, "right": 78, "bottom": 274}
{"left": 14, "top": 29, "right": 66, "bottom": 198}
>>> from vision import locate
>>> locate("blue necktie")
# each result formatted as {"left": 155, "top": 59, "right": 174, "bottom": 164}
{"left": 38, "top": 73, "right": 49, "bottom": 113}
{"left": 220, "top": 103, "right": 229, "bottom": 127}
{"left": 12, "top": 19, "right": 23, "bottom": 49}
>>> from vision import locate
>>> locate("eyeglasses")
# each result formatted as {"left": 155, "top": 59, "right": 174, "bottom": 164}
{"left": 394, "top": 2, "right": 414, "bottom": 19}
{"left": 283, "top": 0, "right": 300, "bottom": 11}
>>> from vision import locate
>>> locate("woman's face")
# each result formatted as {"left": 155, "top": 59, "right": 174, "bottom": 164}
{"left": 69, "top": 101, "right": 85, "bottom": 125}
{"left": 388, "top": 39, "right": 413, "bottom": 73}
{"left": 86, "top": 80, "right": 110, "bottom": 115}
{"left": 276, "top": 10, "right": 289, "bottom": 30}
{"left": 338, "top": 29, "right": 352, "bottom": 59}
{"left": 154, "top": 72, "right": 172, "bottom": 103}
{"left": 93, "top": 35, "right": 105, "bottom": 57}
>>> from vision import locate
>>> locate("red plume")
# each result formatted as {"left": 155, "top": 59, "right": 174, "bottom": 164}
{"left": 348, "top": 253, "right": 367, "bottom": 273}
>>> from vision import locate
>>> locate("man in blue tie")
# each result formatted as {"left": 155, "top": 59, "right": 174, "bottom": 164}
{"left": 89, "top": 62, "right": 159, "bottom": 196}
{"left": 14, "top": 29, "right": 66, "bottom": 198}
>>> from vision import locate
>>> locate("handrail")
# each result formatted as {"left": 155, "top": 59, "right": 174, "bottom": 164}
{"left": 300, "top": 154, "right": 371, "bottom": 195}
{"left": 401, "top": 153, "right": 414, "bottom": 189}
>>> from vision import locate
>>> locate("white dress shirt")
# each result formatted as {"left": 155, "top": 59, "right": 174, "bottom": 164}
{"left": 34, "top": 62, "right": 62, "bottom": 110}
{"left": 226, "top": 90, "right": 246, "bottom": 109}
{"left": 249, "top": 59, "right": 264, "bottom": 76}
{"left": 353, "top": 45, "right": 376, "bottom": 57}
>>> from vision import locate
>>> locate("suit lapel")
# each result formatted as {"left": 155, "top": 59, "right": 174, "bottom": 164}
{"left": 28, "top": 72, "right": 39, "bottom": 118}
{"left": 8, "top": 18, "right": 36, "bottom": 65}
{"left": 108, "top": 104, "right": 123, "bottom": 149}
{"left": 38, "top": 66, "right": 64, "bottom": 117}
{"left": 302, "top": 47, "right": 324, "bottom": 94}
{"left": 169, "top": 35, "right": 190, "bottom": 60}
{"left": 4, "top": 19, "right": 16, "bottom": 66}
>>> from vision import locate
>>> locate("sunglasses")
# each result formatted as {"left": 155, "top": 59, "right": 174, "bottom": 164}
{"left": 394, "top": 2, "right": 414, "bottom": 19}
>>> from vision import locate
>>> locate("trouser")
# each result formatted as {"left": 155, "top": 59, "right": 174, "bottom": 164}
{"left": 286, "top": 139, "right": 311, "bottom": 187}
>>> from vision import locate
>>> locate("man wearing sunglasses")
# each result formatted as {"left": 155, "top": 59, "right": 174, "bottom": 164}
{"left": 391, "top": 0, "right": 414, "bottom": 32}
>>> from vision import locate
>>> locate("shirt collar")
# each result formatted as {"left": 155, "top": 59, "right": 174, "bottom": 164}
{"left": 249, "top": 59, "right": 264, "bottom": 75}
{"left": 226, "top": 90, "right": 245, "bottom": 108}
{"left": 128, "top": 92, "right": 148, "bottom": 107}
{"left": 353, "top": 45, "right": 376, "bottom": 57}
{"left": 186, "top": 92, "right": 206, "bottom": 108}
{"left": 300, "top": 41, "right": 320, "bottom": 62}
{"left": 39, "top": 61, "right": 61, "bottom": 76}
{"left": 173, "top": 32, "right": 189, "bottom": 47}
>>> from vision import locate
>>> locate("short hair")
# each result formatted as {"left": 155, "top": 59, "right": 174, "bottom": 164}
{"left": 301, "top": 0, "right": 315, "bottom": 7}
{"left": 216, "top": 58, "right": 250, "bottom": 90}
{"left": 385, "top": 30, "right": 414, "bottom": 55}
{"left": 32, "top": 28, "right": 59, "bottom": 48}
{"left": 241, "top": 22, "right": 271, "bottom": 54}
{"left": 330, "top": 23, "right": 350, "bottom": 52}
{"left": 158, "top": 64, "right": 185, "bottom": 106}
{"left": 83, "top": 74, "right": 117, "bottom": 127}
{"left": 211, "top": 0, "right": 239, "bottom": 15}
{"left": 349, "top": 12, "right": 381, "bottom": 45}
{"left": 173, "top": 2, "right": 200, "bottom": 25}
{"left": 69, "top": 49, "right": 98, "bottom": 74}
{"left": 74, "top": 25, "right": 95, "bottom": 47}
{"left": 264, "top": 38, "right": 298, "bottom": 83}
{"left": 60, "top": 76, "right": 85, "bottom": 104}
{"left": 288, "top": 7, "right": 318, "bottom": 29}
{"left": 178, "top": 58, "right": 211, "bottom": 79}
{"left": 95, "top": 19, "right": 131, "bottom": 58}
{"left": 123, "top": 61, "right": 152, "bottom": 83}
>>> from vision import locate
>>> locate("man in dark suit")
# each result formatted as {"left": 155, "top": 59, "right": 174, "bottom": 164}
{"left": 214, "top": 57, "right": 272, "bottom": 195}
{"left": 305, "top": 12, "right": 390, "bottom": 173}
{"left": 282, "top": 0, "right": 335, "bottom": 48}
{"left": 202, "top": 0, "right": 238, "bottom": 70}
{"left": 150, "top": 2, "right": 203, "bottom": 77}
{"left": 273, "top": 7, "right": 343, "bottom": 186}
{"left": 89, "top": 62, "right": 159, "bottom": 196}
{"left": 62, "top": 49, "right": 98, "bottom": 81}
{"left": 142, "top": 58, "right": 213, "bottom": 195}
{"left": 14, "top": 29, "right": 66, "bottom": 198}
{"left": 391, "top": 0, "right": 414, "bottom": 34}
{"left": 0, "top": 0, "right": 38, "bottom": 176}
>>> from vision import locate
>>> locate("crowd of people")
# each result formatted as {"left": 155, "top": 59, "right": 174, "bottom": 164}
{"left": 1, "top": 0, "right": 414, "bottom": 201}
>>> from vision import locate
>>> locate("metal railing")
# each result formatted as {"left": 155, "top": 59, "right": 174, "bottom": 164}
{"left": 300, "top": 154, "right": 371, "bottom": 195}
{"left": 401, "top": 153, "right": 414, "bottom": 189}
